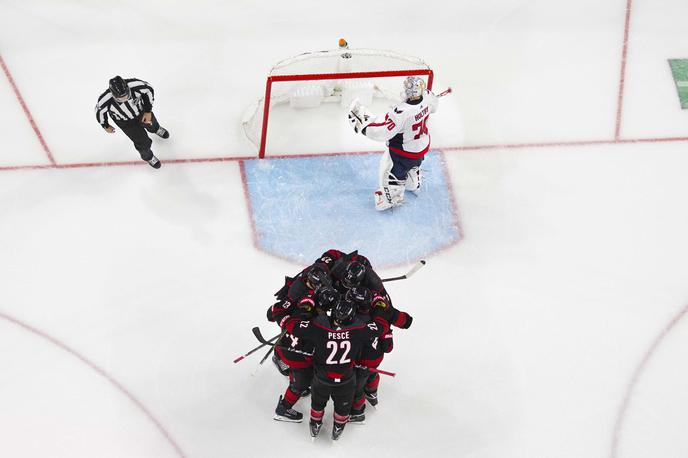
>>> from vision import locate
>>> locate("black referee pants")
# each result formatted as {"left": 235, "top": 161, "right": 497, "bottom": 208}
{"left": 113, "top": 113, "right": 161, "bottom": 161}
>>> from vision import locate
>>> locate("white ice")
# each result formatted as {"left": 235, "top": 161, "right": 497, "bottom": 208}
{"left": 1, "top": 1, "right": 688, "bottom": 457}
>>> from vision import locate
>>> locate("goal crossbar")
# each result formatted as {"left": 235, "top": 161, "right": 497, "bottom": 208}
{"left": 258, "top": 69, "right": 434, "bottom": 158}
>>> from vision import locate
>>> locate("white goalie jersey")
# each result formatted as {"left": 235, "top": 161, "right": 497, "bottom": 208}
{"left": 362, "top": 91, "right": 439, "bottom": 158}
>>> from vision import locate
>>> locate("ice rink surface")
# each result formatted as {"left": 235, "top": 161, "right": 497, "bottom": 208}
{"left": 1, "top": 1, "right": 688, "bottom": 457}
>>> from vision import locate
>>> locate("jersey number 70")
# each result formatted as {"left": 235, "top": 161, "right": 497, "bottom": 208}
{"left": 412, "top": 116, "right": 429, "bottom": 140}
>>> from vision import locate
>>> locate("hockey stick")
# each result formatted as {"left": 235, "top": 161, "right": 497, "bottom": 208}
{"left": 233, "top": 331, "right": 281, "bottom": 363}
{"left": 436, "top": 87, "right": 452, "bottom": 97}
{"left": 250, "top": 336, "right": 284, "bottom": 377}
{"left": 356, "top": 365, "right": 396, "bottom": 377}
{"left": 254, "top": 327, "right": 397, "bottom": 377}
{"left": 258, "top": 329, "right": 286, "bottom": 365}
{"left": 252, "top": 326, "right": 313, "bottom": 356}
{"left": 252, "top": 326, "right": 275, "bottom": 346}
{"left": 381, "top": 260, "right": 426, "bottom": 283}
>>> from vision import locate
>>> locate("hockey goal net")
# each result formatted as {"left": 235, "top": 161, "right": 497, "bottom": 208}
{"left": 242, "top": 44, "right": 434, "bottom": 158}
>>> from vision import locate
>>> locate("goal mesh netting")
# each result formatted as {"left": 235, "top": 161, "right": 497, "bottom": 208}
{"left": 242, "top": 46, "right": 434, "bottom": 157}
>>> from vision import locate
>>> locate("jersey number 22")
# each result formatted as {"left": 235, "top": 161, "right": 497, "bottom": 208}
{"left": 325, "top": 340, "right": 351, "bottom": 364}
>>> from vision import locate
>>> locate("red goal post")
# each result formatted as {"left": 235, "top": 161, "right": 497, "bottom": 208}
{"left": 242, "top": 46, "right": 434, "bottom": 158}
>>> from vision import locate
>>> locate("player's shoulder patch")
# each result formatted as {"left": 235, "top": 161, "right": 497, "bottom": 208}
{"left": 394, "top": 108, "right": 404, "bottom": 114}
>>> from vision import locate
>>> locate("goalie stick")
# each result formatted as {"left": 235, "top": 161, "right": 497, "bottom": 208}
{"left": 381, "top": 260, "right": 426, "bottom": 283}
{"left": 252, "top": 326, "right": 395, "bottom": 376}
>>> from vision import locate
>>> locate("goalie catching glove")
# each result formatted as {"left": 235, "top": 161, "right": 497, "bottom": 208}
{"left": 348, "top": 99, "right": 372, "bottom": 134}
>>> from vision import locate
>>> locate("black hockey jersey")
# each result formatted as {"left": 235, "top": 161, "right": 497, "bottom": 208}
{"left": 283, "top": 314, "right": 387, "bottom": 385}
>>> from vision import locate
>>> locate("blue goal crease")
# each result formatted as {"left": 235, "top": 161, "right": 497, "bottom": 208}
{"left": 242, "top": 152, "right": 461, "bottom": 268}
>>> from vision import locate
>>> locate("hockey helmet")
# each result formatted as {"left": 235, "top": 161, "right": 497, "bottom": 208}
{"left": 109, "top": 76, "right": 131, "bottom": 102}
{"left": 345, "top": 285, "right": 372, "bottom": 312}
{"left": 342, "top": 261, "right": 366, "bottom": 289}
{"left": 333, "top": 298, "right": 356, "bottom": 325}
{"left": 403, "top": 76, "right": 426, "bottom": 101}
{"left": 315, "top": 286, "right": 339, "bottom": 312}
{"left": 306, "top": 265, "right": 330, "bottom": 291}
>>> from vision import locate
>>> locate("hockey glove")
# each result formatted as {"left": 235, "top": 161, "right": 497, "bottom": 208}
{"left": 373, "top": 299, "right": 387, "bottom": 310}
{"left": 298, "top": 298, "right": 315, "bottom": 314}
{"left": 398, "top": 313, "right": 413, "bottom": 329}
{"left": 348, "top": 99, "right": 370, "bottom": 134}
{"left": 372, "top": 299, "right": 392, "bottom": 321}
{"left": 348, "top": 112, "right": 368, "bottom": 134}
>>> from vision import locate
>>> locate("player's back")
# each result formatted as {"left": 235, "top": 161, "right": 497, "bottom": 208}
{"left": 359, "top": 91, "right": 439, "bottom": 155}
{"left": 390, "top": 92, "right": 438, "bottom": 153}
{"left": 307, "top": 314, "right": 378, "bottom": 384}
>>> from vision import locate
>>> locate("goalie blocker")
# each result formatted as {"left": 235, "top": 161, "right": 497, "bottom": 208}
{"left": 348, "top": 76, "right": 441, "bottom": 211}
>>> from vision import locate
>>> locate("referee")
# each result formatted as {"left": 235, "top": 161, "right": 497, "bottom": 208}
{"left": 95, "top": 76, "right": 169, "bottom": 169}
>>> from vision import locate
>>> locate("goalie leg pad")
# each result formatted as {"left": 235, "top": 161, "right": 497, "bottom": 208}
{"left": 378, "top": 151, "right": 406, "bottom": 187}
{"left": 375, "top": 151, "right": 407, "bottom": 210}
{"left": 374, "top": 185, "right": 405, "bottom": 211}
{"left": 405, "top": 166, "right": 422, "bottom": 194}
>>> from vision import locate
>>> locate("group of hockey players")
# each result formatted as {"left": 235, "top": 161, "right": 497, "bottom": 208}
{"left": 265, "top": 249, "right": 413, "bottom": 441}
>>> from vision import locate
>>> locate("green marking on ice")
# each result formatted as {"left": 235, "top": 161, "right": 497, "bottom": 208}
{"left": 669, "top": 59, "right": 688, "bottom": 109}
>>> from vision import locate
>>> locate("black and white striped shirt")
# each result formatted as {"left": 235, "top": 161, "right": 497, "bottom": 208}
{"left": 95, "top": 78, "right": 155, "bottom": 128}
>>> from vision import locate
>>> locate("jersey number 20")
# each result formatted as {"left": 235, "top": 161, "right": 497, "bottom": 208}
{"left": 325, "top": 341, "right": 351, "bottom": 364}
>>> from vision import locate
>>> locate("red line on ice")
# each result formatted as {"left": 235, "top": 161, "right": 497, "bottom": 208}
{"left": 615, "top": 0, "right": 633, "bottom": 140}
{"left": 238, "top": 160, "right": 261, "bottom": 252}
{"left": 610, "top": 303, "right": 688, "bottom": 458}
{"left": 1, "top": 136, "right": 688, "bottom": 172}
{"left": 0, "top": 53, "right": 56, "bottom": 165}
{"left": 0, "top": 311, "right": 187, "bottom": 458}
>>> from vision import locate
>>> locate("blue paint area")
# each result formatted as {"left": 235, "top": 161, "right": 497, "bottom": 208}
{"left": 242, "top": 152, "right": 460, "bottom": 267}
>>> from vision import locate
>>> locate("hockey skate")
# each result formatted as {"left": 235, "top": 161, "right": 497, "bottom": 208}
{"left": 364, "top": 389, "right": 378, "bottom": 408}
{"left": 348, "top": 408, "right": 366, "bottom": 425}
{"left": 147, "top": 155, "right": 161, "bottom": 169}
{"left": 155, "top": 126, "right": 170, "bottom": 139}
{"left": 332, "top": 422, "right": 347, "bottom": 441}
{"left": 271, "top": 353, "right": 289, "bottom": 377}
{"left": 309, "top": 419, "right": 323, "bottom": 439}
{"left": 273, "top": 396, "right": 303, "bottom": 423}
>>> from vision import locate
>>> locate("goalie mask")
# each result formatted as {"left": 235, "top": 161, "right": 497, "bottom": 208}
{"left": 403, "top": 76, "right": 426, "bottom": 101}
